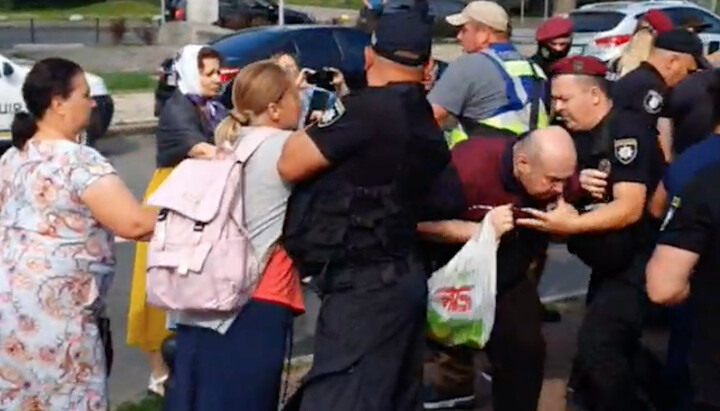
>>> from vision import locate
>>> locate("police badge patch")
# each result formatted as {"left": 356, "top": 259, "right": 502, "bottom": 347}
{"left": 643, "top": 90, "right": 663, "bottom": 114}
{"left": 317, "top": 98, "right": 346, "bottom": 128}
{"left": 614, "top": 138, "right": 638, "bottom": 165}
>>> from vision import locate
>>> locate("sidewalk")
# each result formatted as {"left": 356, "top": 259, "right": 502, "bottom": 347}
{"left": 108, "top": 92, "right": 157, "bottom": 136}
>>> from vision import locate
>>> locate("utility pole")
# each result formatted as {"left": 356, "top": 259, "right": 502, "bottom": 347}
{"left": 279, "top": 0, "right": 285, "bottom": 26}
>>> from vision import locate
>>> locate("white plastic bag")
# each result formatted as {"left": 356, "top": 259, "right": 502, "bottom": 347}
{"left": 426, "top": 216, "right": 498, "bottom": 349}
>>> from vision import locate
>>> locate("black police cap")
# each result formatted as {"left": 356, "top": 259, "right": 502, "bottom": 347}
{"left": 371, "top": 11, "right": 432, "bottom": 67}
{"left": 654, "top": 28, "right": 712, "bottom": 69}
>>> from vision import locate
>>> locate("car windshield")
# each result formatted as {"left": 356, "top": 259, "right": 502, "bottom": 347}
{"left": 570, "top": 11, "right": 626, "bottom": 33}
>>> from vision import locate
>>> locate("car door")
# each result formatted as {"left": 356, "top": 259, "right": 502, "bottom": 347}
{"left": 0, "top": 55, "right": 25, "bottom": 137}
{"left": 292, "top": 28, "right": 343, "bottom": 72}
{"left": 663, "top": 7, "right": 720, "bottom": 54}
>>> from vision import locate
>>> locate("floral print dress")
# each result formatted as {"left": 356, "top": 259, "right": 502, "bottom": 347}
{"left": 0, "top": 140, "right": 116, "bottom": 410}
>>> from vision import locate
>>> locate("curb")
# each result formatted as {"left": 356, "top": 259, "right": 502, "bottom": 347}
{"left": 106, "top": 119, "right": 157, "bottom": 138}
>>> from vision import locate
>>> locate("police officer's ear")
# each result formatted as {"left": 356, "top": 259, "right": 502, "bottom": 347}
{"left": 421, "top": 59, "right": 435, "bottom": 90}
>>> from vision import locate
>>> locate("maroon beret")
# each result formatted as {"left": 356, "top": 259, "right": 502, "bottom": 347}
{"left": 550, "top": 56, "right": 607, "bottom": 77}
{"left": 643, "top": 9, "right": 673, "bottom": 34}
{"left": 535, "top": 17, "right": 573, "bottom": 42}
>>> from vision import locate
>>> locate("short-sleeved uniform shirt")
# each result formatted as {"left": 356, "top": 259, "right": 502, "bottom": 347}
{"left": 569, "top": 108, "right": 666, "bottom": 272}
{"left": 664, "top": 69, "right": 717, "bottom": 155}
{"left": 573, "top": 109, "right": 665, "bottom": 190}
{"left": 307, "top": 82, "right": 450, "bottom": 203}
{"left": 657, "top": 163, "right": 720, "bottom": 407}
{"left": 610, "top": 62, "right": 669, "bottom": 131}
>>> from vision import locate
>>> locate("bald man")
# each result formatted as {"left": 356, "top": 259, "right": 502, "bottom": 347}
{"left": 523, "top": 56, "right": 668, "bottom": 409}
{"left": 418, "top": 126, "right": 577, "bottom": 411}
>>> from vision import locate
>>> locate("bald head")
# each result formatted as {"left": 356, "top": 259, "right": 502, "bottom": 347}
{"left": 647, "top": 47, "right": 698, "bottom": 86}
{"left": 518, "top": 126, "right": 577, "bottom": 165}
{"left": 514, "top": 126, "right": 577, "bottom": 200}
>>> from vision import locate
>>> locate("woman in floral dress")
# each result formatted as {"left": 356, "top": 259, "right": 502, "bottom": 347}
{"left": 0, "top": 58, "right": 157, "bottom": 410}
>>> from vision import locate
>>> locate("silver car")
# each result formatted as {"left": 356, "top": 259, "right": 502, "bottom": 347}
{"left": 569, "top": 0, "right": 720, "bottom": 62}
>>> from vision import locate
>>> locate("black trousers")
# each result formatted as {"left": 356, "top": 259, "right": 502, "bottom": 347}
{"left": 569, "top": 268, "right": 667, "bottom": 411}
{"left": 286, "top": 258, "right": 428, "bottom": 411}
{"left": 424, "top": 277, "right": 545, "bottom": 411}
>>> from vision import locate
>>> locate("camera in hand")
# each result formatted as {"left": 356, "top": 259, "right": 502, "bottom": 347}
{"left": 306, "top": 69, "right": 334, "bottom": 91}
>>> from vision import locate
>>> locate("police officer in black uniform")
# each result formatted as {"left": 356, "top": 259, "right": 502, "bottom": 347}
{"left": 277, "top": 11, "right": 450, "bottom": 411}
{"left": 647, "top": 163, "right": 720, "bottom": 411}
{"left": 519, "top": 55, "right": 667, "bottom": 410}
{"left": 611, "top": 29, "right": 709, "bottom": 159}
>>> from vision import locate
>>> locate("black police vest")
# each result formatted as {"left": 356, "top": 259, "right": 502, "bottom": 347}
{"left": 282, "top": 84, "right": 445, "bottom": 281}
{"left": 567, "top": 113, "right": 644, "bottom": 274}
{"left": 282, "top": 170, "right": 417, "bottom": 280}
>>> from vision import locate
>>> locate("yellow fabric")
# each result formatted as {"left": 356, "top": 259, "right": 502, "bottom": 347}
{"left": 126, "top": 167, "right": 175, "bottom": 351}
{"left": 446, "top": 128, "right": 468, "bottom": 149}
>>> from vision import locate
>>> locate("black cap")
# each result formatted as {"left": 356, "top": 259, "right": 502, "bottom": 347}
{"left": 654, "top": 28, "right": 712, "bottom": 69}
{"left": 371, "top": 11, "right": 432, "bottom": 67}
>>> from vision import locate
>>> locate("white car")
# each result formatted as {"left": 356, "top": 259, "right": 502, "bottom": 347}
{"left": 0, "top": 53, "right": 114, "bottom": 153}
{"left": 569, "top": 0, "right": 720, "bottom": 62}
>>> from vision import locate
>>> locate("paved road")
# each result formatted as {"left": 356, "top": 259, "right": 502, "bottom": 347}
{"left": 97, "top": 133, "right": 590, "bottom": 406}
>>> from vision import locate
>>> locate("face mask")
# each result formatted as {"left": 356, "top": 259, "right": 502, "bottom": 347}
{"left": 539, "top": 44, "right": 570, "bottom": 64}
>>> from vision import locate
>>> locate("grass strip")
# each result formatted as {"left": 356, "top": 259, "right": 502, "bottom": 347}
{"left": 100, "top": 71, "right": 156, "bottom": 93}
{"left": 1, "top": 1, "right": 159, "bottom": 21}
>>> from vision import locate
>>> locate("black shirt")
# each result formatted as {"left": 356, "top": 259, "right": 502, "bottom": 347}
{"left": 664, "top": 69, "right": 717, "bottom": 155}
{"left": 572, "top": 109, "right": 664, "bottom": 189}
{"left": 611, "top": 62, "right": 669, "bottom": 130}
{"left": 307, "top": 83, "right": 449, "bottom": 190}
{"left": 422, "top": 136, "right": 550, "bottom": 294}
{"left": 155, "top": 90, "right": 215, "bottom": 168}
{"left": 568, "top": 108, "right": 666, "bottom": 273}
{"left": 657, "top": 163, "right": 720, "bottom": 406}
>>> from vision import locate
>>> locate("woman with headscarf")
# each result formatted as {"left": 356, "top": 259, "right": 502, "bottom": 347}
{"left": 126, "top": 44, "right": 225, "bottom": 396}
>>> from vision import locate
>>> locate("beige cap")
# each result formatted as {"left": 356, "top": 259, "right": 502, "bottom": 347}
{"left": 446, "top": 1, "right": 509, "bottom": 32}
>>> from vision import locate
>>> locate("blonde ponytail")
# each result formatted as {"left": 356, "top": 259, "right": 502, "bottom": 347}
{"left": 214, "top": 109, "right": 254, "bottom": 147}
{"left": 617, "top": 29, "right": 654, "bottom": 78}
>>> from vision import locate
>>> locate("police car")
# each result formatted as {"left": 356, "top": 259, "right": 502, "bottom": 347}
{"left": 569, "top": 0, "right": 720, "bottom": 62}
{"left": 0, "top": 53, "right": 114, "bottom": 154}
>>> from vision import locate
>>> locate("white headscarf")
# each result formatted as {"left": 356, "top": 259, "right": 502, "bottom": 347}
{"left": 174, "top": 44, "right": 205, "bottom": 96}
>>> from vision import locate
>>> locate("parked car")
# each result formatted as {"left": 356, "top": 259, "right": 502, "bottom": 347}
{"left": 569, "top": 0, "right": 720, "bottom": 62}
{"left": 0, "top": 54, "right": 113, "bottom": 154}
{"left": 165, "top": 0, "right": 313, "bottom": 27}
{"left": 155, "top": 25, "right": 370, "bottom": 115}
{"left": 218, "top": 0, "right": 314, "bottom": 29}
{"left": 165, "top": 0, "right": 187, "bottom": 21}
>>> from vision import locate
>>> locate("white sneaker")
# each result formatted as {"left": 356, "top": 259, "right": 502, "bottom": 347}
{"left": 148, "top": 374, "right": 168, "bottom": 397}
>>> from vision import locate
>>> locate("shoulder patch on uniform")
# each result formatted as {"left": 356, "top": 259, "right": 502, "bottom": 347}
{"left": 643, "top": 90, "right": 663, "bottom": 114}
{"left": 317, "top": 99, "right": 345, "bottom": 128}
{"left": 614, "top": 138, "right": 638, "bottom": 165}
{"left": 660, "top": 195, "right": 682, "bottom": 232}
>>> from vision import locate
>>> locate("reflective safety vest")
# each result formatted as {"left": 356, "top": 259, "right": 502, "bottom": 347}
{"left": 447, "top": 44, "right": 549, "bottom": 149}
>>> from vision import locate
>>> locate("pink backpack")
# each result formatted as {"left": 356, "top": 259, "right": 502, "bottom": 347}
{"left": 145, "top": 128, "right": 274, "bottom": 312}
